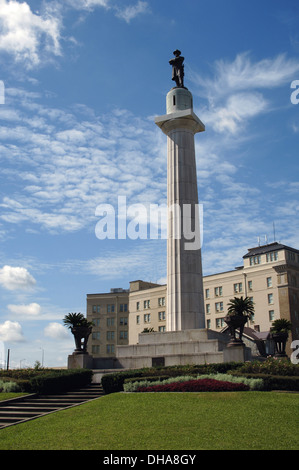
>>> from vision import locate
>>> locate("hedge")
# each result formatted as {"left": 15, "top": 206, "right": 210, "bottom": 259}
{"left": 0, "top": 369, "right": 93, "bottom": 394}
{"left": 229, "top": 371, "right": 299, "bottom": 391}
{"left": 101, "top": 362, "right": 244, "bottom": 394}
{"left": 136, "top": 378, "right": 249, "bottom": 393}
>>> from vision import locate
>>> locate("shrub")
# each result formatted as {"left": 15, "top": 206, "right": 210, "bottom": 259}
{"left": 101, "top": 362, "right": 244, "bottom": 394}
{"left": 137, "top": 378, "right": 249, "bottom": 393}
{"left": 0, "top": 369, "right": 93, "bottom": 394}
{"left": 1, "top": 380, "right": 21, "bottom": 393}
{"left": 124, "top": 373, "right": 263, "bottom": 392}
{"left": 230, "top": 371, "right": 299, "bottom": 391}
{"left": 234, "top": 358, "right": 299, "bottom": 377}
{"left": 28, "top": 369, "right": 93, "bottom": 394}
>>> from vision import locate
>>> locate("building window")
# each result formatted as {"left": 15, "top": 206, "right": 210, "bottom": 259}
{"left": 144, "top": 313, "right": 151, "bottom": 323}
{"left": 269, "top": 310, "right": 275, "bottom": 321}
{"left": 248, "top": 280, "right": 253, "bottom": 291}
{"left": 158, "top": 311, "right": 166, "bottom": 321}
{"left": 136, "top": 315, "right": 140, "bottom": 324}
{"left": 136, "top": 301, "right": 140, "bottom": 311}
{"left": 214, "top": 286, "right": 223, "bottom": 296}
{"left": 158, "top": 297, "right": 165, "bottom": 306}
{"left": 215, "top": 302, "right": 224, "bottom": 312}
{"left": 120, "top": 317, "right": 128, "bottom": 326}
{"left": 207, "top": 319, "right": 211, "bottom": 329}
{"left": 92, "top": 305, "right": 100, "bottom": 313}
{"left": 250, "top": 255, "right": 261, "bottom": 265}
{"left": 120, "top": 304, "right": 128, "bottom": 312}
{"left": 206, "top": 304, "right": 210, "bottom": 314}
{"left": 107, "top": 304, "right": 115, "bottom": 313}
{"left": 205, "top": 288, "right": 210, "bottom": 299}
{"left": 144, "top": 300, "right": 150, "bottom": 309}
{"left": 268, "top": 293, "right": 274, "bottom": 305}
{"left": 92, "top": 345, "right": 100, "bottom": 354}
{"left": 107, "top": 317, "right": 115, "bottom": 327}
{"left": 266, "top": 252, "right": 278, "bottom": 262}
{"left": 107, "top": 344, "right": 115, "bottom": 354}
{"left": 158, "top": 326, "right": 166, "bottom": 332}
{"left": 267, "top": 277, "right": 272, "bottom": 288}
{"left": 93, "top": 318, "right": 100, "bottom": 327}
{"left": 119, "top": 331, "right": 128, "bottom": 340}
{"left": 288, "top": 251, "right": 295, "bottom": 261}
{"left": 216, "top": 318, "right": 225, "bottom": 328}
{"left": 92, "top": 332, "right": 100, "bottom": 340}
{"left": 107, "top": 331, "right": 115, "bottom": 340}
{"left": 234, "top": 283, "right": 243, "bottom": 294}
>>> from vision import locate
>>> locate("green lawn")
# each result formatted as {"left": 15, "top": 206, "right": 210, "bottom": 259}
{"left": 0, "top": 392, "right": 27, "bottom": 401}
{"left": 0, "top": 392, "right": 298, "bottom": 450}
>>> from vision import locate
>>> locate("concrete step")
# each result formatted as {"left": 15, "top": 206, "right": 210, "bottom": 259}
{"left": 0, "top": 383, "right": 104, "bottom": 429}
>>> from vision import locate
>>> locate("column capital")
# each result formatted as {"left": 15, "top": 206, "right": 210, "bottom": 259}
{"left": 155, "top": 109, "right": 205, "bottom": 135}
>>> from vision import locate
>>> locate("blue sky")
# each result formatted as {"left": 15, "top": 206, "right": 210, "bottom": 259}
{"left": 0, "top": 0, "right": 298, "bottom": 368}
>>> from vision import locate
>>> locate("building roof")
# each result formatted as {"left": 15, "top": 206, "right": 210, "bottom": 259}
{"left": 243, "top": 242, "right": 299, "bottom": 259}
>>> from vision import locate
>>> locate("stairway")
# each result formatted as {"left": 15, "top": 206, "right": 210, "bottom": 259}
{"left": 0, "top": 383, "right": 104, "bottom": 429}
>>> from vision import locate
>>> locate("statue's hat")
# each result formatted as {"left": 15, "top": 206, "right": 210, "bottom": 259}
{"left": 173, "top": 49, "right": 181, "bottom": 56}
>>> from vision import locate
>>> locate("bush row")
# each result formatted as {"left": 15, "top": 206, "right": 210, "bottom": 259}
{"left": 234, "top": 358, "right": 299, "bottom": 376}
{"left": 136, "top": 378, "right": 249, "bottom": 393}
{"left": 124, "top": 373, "right": 264, "bottom": 392}
{"left": 229, "top": 371, "right": 299, "bottom": 391}
{"left": 101, "top": 362, "right": 244, "bottom": 394}
{"left": 0, "top": 369, "right": 93, "bottom": 394}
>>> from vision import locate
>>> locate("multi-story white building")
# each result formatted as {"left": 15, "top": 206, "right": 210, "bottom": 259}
{"left": 87, "top": 242, "right": 299, "bottom": 358}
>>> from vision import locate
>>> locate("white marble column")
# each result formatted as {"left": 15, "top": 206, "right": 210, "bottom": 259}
{"left": 155, "top": 87, "right": 205, "bottom": 331}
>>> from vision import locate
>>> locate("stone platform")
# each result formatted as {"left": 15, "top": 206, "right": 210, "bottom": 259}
{"left": 115, "top": 329, "right": 251, "bottom": 369}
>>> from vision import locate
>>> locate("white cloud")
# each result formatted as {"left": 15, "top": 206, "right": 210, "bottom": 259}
{"left": 204, "top": 92, "right": 268, "bottom": 134}
{"left": 114, "top": 1, "right": 150, "bottom": 23}
{"left": 7, "top": 302, "right": 41, "bottom": 316}
{"left": 196, "top": 52, "right": 299, "bottom": 99}
{"left": 44, "top": 322, "right": 69, "bottom": 339}
{"left": 66, "top": 0, "right": 150, "bottom": 23}
{"left": 191, "top": 52, "right": 299, "bottom": 136}
{"left": 0, "top": 320, "right": 25, "bottom": 342}
{"left": 0, "top": 0, "right": 62, "bottom": 68}
{"left": 66, "top": 0, "right": 110, "bottom": 10}
{"left": 0, "top": 265, "right": 36, "bottom": 290}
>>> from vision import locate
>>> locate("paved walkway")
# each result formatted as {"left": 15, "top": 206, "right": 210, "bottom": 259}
{"left": 0, "top": 383, "right": 104, "bottom": 429}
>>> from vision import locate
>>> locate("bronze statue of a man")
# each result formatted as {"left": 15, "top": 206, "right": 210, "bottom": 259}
{"left": 169, "top": 49, "right": 185, "bottom": 88}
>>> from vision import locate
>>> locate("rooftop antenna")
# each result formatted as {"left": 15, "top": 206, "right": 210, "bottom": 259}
{"left": 257, "top": 236, "right": 260, "bottom": 246}
{"left": 273, "top": 222, "right": 276, "bottom": 242}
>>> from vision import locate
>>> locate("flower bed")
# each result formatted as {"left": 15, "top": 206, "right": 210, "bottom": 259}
{"left": 137, "top": 378, "right": 249, "bottom": 393}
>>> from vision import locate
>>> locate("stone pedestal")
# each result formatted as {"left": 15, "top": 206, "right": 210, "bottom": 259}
{"left": 155, "top": 88, "right": 205, "bottom": 331}
{"left": 115, "top": 329, "right": 251, "bottom": 369}
{"left": 68, "top": 353, "right": 93, "bottom": 369}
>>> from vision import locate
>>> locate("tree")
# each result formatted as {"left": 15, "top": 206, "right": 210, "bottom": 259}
{"left": 227, "top": 296, "right": 255, "bottom": 320}
{"left": 63, "top": 312, "right": 93, "bottom": 329}
{"left": 63, "top": 313, "right": 94, "bottom": 353}
{"left": 225, "top": 296, "right": 255, "bottom": 345}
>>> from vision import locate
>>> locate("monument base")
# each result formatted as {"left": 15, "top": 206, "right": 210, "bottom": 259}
{"left": 115, "top": 329, "right": 251, "bottom": 369}
{"left": 68, "top": 352, "right": 93, "bottom": 369}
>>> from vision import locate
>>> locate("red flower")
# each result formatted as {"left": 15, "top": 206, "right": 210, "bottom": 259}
{"left": 137, "top": 378, "right": 249, "bottom": 393}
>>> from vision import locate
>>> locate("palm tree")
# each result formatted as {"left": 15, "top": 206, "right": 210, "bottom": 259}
{"left": 225, "top": 296, "right": 255, "bottom": 345}
{"left": 63, "top": 312, "right": 92, "bottom": 329}
{"left": 227, "top": 296, "right": 255, "bottom": 320}
{"left": 63, "top": 313, "right": 94, "bottom": 353}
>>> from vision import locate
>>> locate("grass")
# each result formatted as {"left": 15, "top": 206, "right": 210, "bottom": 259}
{"left": 0, "top": 391, "right": 298, "bottom": 450}
{"left": 0, "top": 392, "right": 27, "bottom": 401}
